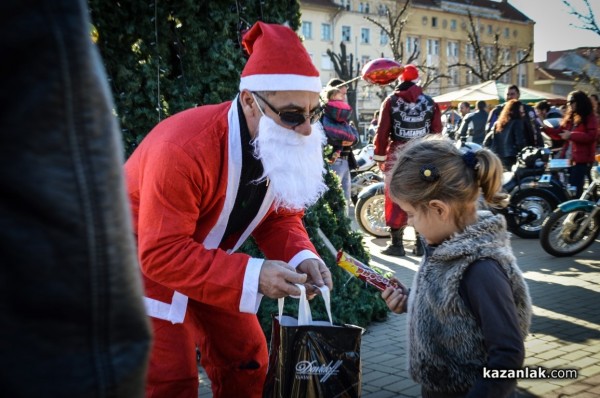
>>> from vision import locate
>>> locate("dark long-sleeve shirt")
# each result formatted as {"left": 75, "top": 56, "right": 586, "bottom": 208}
{"left": 460, "top": 258, "right": 525, "bottom": 398}
{"left": 459, "top": 110, "right": 489, "bottom": 145}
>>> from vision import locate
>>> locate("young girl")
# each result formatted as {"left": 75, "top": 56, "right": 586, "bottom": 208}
{"left": 382, "top": 136, "right": 532, "bottom": 398}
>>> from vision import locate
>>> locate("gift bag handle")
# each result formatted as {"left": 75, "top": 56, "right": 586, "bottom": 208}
{"left": 278, "top": 285, "right": 332, "bottom": 326}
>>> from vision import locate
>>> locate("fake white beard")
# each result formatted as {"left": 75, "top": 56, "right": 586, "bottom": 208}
{"left": 251, "top": 115, "right": 328, "bottom": 211}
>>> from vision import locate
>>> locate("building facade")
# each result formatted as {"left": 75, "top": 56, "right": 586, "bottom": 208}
{"left": 299, "top": 0, "right": 535, "bottom": 129}
{"left": 535, "top": 47, "right": 600, "bottom": 97}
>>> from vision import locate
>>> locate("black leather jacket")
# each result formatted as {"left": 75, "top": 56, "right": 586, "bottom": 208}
{"left": 0, "top": 1, "right": 151, "bottom": 396}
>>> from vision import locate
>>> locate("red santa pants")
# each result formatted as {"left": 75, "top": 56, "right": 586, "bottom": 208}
{"left": 384, "top": 183, "right": 407, "bottom": 229}
{"left": 145, "top": 299, "right": 268, "bottom": 398}
{"left": 383, "top": 144, "right": 407, "bottom": 230}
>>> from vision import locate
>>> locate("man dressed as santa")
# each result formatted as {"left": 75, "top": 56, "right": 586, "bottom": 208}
{"left": 125, "top": 21, "right": 333, "bottom": 397}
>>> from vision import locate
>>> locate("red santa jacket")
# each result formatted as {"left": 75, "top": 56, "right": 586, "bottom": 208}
{"left": 125, "top": 100, "right": 319, "bottom": 322}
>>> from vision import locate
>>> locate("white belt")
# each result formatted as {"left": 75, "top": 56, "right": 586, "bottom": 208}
{"left": 143, "top": 291, "right": 188, "bottom": 324}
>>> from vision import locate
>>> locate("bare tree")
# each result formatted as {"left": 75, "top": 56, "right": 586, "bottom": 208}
{"left": 447, "top": 10, "right": 533, "bottom": 82}
{"left": 363, "top": 0, "right": 417, "bottom": 63}
{"left": 363, "top": 0, "right": 450, "bottom": 90}
{"left": 562, "top": 0, "right": 600, "bottom": 36}
{"left": 326, "top": 42, "right": 359, "bottom": 126}
{"left": 561, "top": 0, "right": 600, "bottom": 92}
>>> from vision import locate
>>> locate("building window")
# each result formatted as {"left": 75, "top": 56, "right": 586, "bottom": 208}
{"left": 427, "top": 39, "right": 439, "bottom": 56}
{"left": 361, "top": 28, "right": 370, "bottom": 44}
{"left": 378, "top": 4, "right": 387, "bottom": 16}
{"left": 504, "top": 27, "right": 510, "bottom": 38}
{"left": 365, "top": 2, "right": 370, "bottom": 13}
{"left": 484, "top": 46, "right": 494, "bottom": 62}
{"left": 406, "top": 36, "right": 420, "bottom": 57}
{"left": 342, "top": 0, "right": 351, "bottom": 11}
{"left": 321, "top": 23, "right": 331, "bottom": 41}
{"left": 380, "top": 29, "right": 388, "bottom": 45}
{"left": 466, "top": 70, "right": 474, "bottom": 84}
{"left": 449, "top": 68, "right": 459, "bottom": 85}
{"left": 302, "top": 22, "right": 312, "bottom": 40}
{"left": 450, "top": 19, "right": 457, "bottom": 31}
{"left": 446, "top": 41, "right": 458, "bottom": 58}
{"left": 465, "top": 44, "right": 475, "bottom": 60}
{"left": 487, "top": 25, "right": 493, "bottom": 35}
{"left": 503, "top": 48, "right": 511, "bottom": 63}
{"left": 321, "top": 53, "right": 333, "bottom": 70}
{"left": 361, "top": 55, "right": 371, "bottom": 69}
{"left": 431, "top": 17, "right": 438, "bottom": 28}
{"left": 342, "top": 26, "right": 351, "bottom": 42}
{"left": 517, "top": 49, "right": 527, "bottom": 87}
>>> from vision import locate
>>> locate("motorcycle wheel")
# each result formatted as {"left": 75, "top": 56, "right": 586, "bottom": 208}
{"left": 539, "top": 208, "right": 600, "bottom": 257}
{"left": 355, "top": 192, "right": 388, "bottom": 238}
{"left": 350, "top": 171, "right": 383, "bottom": 205}
{"left": 506, "top": 189, "right": 558, "bottom": 239}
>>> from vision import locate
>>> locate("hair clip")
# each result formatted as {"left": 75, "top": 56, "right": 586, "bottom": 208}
{"left": 462, "top": 151, "right": 479, "bottom": 170}
{"left": 419, "top": 164, "right": 440, "bottom": 182}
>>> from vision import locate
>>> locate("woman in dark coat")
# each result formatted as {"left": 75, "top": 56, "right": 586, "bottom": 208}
{"left": 488, "top": 99, "right": 534, "bottom": 171}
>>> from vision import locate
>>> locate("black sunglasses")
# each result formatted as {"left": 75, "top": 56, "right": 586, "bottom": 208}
{"left": 251, "top": 91, "right": 322, "bottom": 128}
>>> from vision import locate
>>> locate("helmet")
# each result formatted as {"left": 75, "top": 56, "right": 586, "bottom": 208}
{"left": 517, "top": 146, "right": 550, "bottom": 169}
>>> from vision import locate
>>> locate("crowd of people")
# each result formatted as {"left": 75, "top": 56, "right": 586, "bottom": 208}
{"left": 5, "top": 5, "right": 600, "bottom": 396}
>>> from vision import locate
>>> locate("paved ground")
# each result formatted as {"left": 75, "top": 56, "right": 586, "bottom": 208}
{"left": 199, "top": 227, "right": 600, "bottom": 397}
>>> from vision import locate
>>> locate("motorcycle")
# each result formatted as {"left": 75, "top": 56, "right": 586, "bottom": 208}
{"left": 354, "top": 144, "right": 572, "bottom": 239}
{"left": 496, "top": 146, "right": 573, "bottom": 239}
{"left": 539, "top": 157, "right": 600, "bottom": 257}
{"left": 350, "top": 144, "right": 383, "bottom": 205}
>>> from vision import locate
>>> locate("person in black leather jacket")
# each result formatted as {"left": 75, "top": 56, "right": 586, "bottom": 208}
{"left": 486, "top": 99, "right": 534, "bottom": 171}
{"left": 0, "top": 1, "right": 151, "bottom": 396}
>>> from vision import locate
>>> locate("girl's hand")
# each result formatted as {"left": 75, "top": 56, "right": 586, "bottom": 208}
{"left": 382, "top": 277, "right": 408, "bottom": 314}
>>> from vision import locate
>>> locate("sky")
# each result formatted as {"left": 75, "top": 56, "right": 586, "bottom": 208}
{"left": 507, "top": 0, "right": 600, "bottom": 62}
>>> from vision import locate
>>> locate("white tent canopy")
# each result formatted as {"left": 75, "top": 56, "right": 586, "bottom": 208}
{"left": 433, "top": 80, "right": 567, "bottom": 108}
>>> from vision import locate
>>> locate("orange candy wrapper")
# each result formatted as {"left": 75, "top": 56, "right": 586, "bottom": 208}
{"left": 336, "top": 251, "right": 402, "bottom": 292}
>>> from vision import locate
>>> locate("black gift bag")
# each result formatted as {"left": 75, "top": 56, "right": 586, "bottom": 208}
{"left": 263, "top": 285, "right": 363, "bottom": 398}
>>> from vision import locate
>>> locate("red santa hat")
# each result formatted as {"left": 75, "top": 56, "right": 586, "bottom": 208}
{"left": 239, "top": 22, "right": 321, "bottom": 93}
{"left": 401, "top": 64, "right": 419, "bottom": 82}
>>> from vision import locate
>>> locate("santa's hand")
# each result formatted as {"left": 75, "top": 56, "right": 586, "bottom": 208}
{"left": 258, "top": 260, "right": 307, "bottom": 299}
{"left": 381, "top": 277, "right": 408, "bottom": 314}
{"left": 297, "top": 259, "right": 333, "bottom": 297}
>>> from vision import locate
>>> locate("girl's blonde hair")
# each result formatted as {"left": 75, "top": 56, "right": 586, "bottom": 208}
{"left": 388, "top": 136, "right": 508, "bottom": 229}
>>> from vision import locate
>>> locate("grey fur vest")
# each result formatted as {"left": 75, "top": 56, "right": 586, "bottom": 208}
{"left": 407, "top": 211, "right": 532, "bottom": 393}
